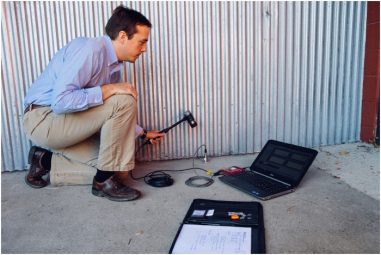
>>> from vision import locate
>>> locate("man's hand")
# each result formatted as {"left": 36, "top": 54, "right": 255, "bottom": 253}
{"left": 143, "top": 130, "right": 165, "bottom": 145}
{"left": 101, "top": 83, "right": 138, "bottom": 101}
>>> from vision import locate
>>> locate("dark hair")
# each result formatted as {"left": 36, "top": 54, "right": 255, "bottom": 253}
{"left": 105, "top": 5, "right": 151, "bottom": 40}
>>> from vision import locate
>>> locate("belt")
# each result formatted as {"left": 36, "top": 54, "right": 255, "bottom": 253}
{"left": 24, "top": 104, "right": 46, "bottom": 114}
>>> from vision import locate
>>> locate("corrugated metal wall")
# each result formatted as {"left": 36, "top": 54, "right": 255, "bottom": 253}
{"left": 1, "top": 1, "right": 367, "bottom": 171}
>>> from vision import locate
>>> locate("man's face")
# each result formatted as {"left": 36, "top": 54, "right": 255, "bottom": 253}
{"left": 116, "top": 25, "right": 150, "bottom": 62}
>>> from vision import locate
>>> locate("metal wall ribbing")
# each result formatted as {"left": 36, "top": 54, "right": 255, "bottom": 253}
{"left": 1, "top": 1, "right": 367, "bottom": 171}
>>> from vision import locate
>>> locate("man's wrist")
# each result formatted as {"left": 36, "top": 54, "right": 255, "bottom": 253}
{"left": 141, "top": 129, "right": 148, "bottom": 139}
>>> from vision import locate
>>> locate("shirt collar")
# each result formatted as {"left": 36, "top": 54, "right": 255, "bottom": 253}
{"left": 103, "top": 35, "right": 119, "bottom": 67}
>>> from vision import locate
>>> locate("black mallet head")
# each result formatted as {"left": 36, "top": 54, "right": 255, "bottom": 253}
{"left": 184, "top": 111, "right": 197, "bottom": 128}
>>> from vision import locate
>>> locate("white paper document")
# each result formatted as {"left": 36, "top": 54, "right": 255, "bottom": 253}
{"left": 171, "top": 224, "right": 251, "bottom": 254}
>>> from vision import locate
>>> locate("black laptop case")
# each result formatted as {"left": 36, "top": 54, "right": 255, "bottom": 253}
{"left": 169, "top": 199, "right": 265, "bottom": 254}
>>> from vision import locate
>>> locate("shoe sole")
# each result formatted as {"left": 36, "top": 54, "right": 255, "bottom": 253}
{"left": 24, "top": 174, "right": 48, "bottom": 189}
{"left": 91, "top": 188, "right": 140, "bottom": 202}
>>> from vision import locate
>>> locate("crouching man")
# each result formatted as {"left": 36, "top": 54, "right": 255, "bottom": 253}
{"left": 23, "top": 6, "right": 164, "bottom": 202}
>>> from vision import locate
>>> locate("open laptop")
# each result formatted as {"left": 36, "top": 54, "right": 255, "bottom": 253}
{"left": 219, "top": 140, "right": 318, "bottom": 200}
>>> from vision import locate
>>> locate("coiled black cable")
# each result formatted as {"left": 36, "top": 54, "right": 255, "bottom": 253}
{"left": 130, "top": 167, "right": 215, "bottom": 187}
{"left": 134, "top": 139, "right": 214, "bottom": 187}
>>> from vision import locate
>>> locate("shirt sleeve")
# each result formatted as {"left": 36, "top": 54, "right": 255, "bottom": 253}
{"left": 51, "top": 43, "right": 104, "bottom": 114}
{"left": 135, "top": 124, "right": 143, "bottom": 138}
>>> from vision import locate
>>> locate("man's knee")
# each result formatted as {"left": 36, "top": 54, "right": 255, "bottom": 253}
{"left": 105, "top": 94, "right": 137, "bottom": 114}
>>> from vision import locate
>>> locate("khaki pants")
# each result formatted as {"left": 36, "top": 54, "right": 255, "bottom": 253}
{"left": 23, "top": 95, "right": 137, "bottom": 186}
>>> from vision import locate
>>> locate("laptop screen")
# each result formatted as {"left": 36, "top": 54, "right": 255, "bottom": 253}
{"left": 250, "top": 140, "right": 318, "bottom": 186}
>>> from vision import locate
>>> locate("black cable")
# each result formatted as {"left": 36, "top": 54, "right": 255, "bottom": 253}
{"left": 192, "top": 144, "right": 207, "bottom": 168}
{"left": 134, "top": 138, "right": 212, "bottom": 187}
{"left": 143, "top": 171, "right": 173, "bottom": 187}
{"left": 130, "top": 167, "right": 214, "bottom": 187}
{"left": 130, "top": 167, "right": 209, "bottom": 181}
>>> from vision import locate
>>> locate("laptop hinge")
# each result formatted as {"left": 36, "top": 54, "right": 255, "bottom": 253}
{"left": 252, "top": 170, "right": 292, "bottom": 187}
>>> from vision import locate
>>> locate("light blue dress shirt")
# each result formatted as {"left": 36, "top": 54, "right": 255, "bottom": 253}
{"left": 24, "top": 35, "right": 121, "bottom": 114}
{"left": 24, "top": 35, "right": 143, "bottom": 136}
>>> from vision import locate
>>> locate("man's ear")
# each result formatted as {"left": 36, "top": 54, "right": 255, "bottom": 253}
{"left": 116, "top": 31, "right": 128, "bottom": 43}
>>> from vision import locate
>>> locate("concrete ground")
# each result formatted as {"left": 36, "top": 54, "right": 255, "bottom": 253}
{"left": 1, "top": 142, "right": 380, "bottom": 253}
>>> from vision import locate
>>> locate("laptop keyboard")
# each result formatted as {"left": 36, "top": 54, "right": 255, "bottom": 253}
{"left": 241, "top": 171, "right": 281, "bottom": 189}
{"left": 224, "top": 171, "right": 289, "bottom": 196}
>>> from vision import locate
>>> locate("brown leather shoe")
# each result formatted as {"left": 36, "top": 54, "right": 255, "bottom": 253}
{"left": 25, "top": 146, "right": 50, "bottom": 188}
{"left": 92, "top": 175, "right": 141, "bottom": 202}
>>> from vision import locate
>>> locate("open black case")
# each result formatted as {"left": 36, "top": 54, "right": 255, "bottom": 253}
{"left": 169, "top": 199, "right": 265, "bottom": 254}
